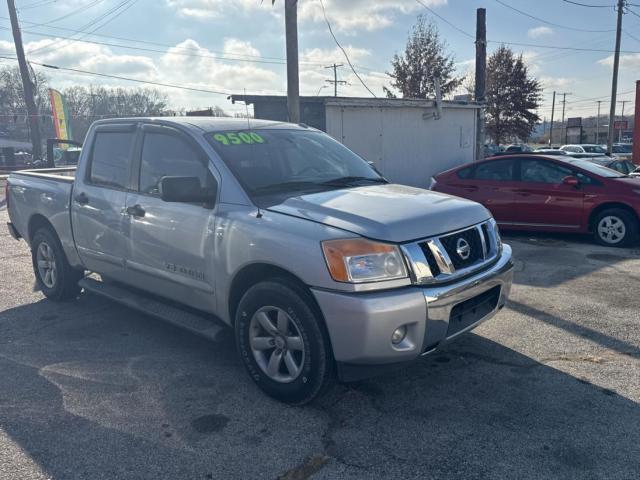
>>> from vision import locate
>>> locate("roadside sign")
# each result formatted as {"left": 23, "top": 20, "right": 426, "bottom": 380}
{"left": 614, "top": 120, "right": 628, "bottom": 130}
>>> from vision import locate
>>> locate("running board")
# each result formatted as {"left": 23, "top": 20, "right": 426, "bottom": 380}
{"left": 79, "top": 277, "right": 225, "bottom": 341}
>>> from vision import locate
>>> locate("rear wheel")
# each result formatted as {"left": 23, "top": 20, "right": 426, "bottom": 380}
{"left": 235, "top": 279, "right": 334, "bottom": 404}
{"left": 31, "top": 228, "right": 84, "bottom": 301}
{"left": 593, "top": 209, "right": 639, "bottom": 247}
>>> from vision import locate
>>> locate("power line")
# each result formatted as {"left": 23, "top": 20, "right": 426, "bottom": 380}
{"left": 414, "top": 0, "right": 475, "bottom": 38}
{"left": 0, "top": 16, "right": 329, "bottom": 65}
{"left": 495, "top": 0, "right": 616, "bottom": 32}
{"left": 0, "top": 54, "right": 258, "bottom": 96}
{"left": 27, "top": 0, "right": 137, "bottom": 56}
{"left": 0, "top": 25, "right": 324, "bottom": 67}
{"left": 24, "top": 0, "right": 106, "bottom": 28}
{"left": 318, "top": 0, "right": 376, "bottom": 97}
{"left": 561, "top": 0, "right": 615, "bottom": 7}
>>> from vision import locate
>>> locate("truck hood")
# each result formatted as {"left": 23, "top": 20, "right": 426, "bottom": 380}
{"left": 267, "top": 184, "right": 491, "bottom": 243}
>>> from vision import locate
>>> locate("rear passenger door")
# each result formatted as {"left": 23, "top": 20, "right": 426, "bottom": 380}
{"left": 123, "top": 124, "right": 218, "bottom": 312}
{"left": 71, "top": 123, "right": 136, "bottom": 280}
{"left": 466, "top": 158, "right": 520, "bottom": 223}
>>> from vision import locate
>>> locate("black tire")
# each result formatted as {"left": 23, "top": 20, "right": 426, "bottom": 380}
{"left": 31, "top": 227, "right": 84, "bottom": 301}
{"left": 235, "top": 279, "right": 334, "bottom": 405}
{"left": 592, "top": 208, "right": 639, "bottom": 247}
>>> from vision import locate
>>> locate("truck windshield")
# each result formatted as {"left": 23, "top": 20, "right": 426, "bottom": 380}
{"left": 206, "top": 129, "right": 384, "bottom": 195}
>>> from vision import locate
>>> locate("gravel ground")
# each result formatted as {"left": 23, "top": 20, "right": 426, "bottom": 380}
{"left": 0, "top": 190, "right": 639, "bottom": 479}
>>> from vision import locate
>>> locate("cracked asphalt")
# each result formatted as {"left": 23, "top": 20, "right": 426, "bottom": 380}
{"left": 1, "top": 187, "right": 639, "bottom": 480}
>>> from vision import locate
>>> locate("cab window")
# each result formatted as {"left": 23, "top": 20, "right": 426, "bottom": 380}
{"left": 88, "top": 131, "right": 134, "bottom": 189}
{"left": 139, "top": 132, "right": 212, "bottom": 196}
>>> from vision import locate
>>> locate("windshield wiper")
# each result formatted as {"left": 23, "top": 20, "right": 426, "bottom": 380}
{"left": 252, "top": 181, "right": 324, "bottom": 194}
{"left": 320, "top": 176, "right": 388, "bottom": 187}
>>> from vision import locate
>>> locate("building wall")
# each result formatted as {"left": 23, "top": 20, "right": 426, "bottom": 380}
{"left": 325, "top": 104, "right": 477, "bottom": 189}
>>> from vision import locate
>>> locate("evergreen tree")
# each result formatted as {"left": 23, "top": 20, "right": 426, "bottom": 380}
{"left": 385, "top": 15, "right": 462, "bottom": 99}
{"left": 486, "top": 46, "right": 542, "bottom": 144}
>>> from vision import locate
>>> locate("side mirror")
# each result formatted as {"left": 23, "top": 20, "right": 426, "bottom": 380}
{"left": 562, "top": 175, "right": 580, "bottom": 187}
{"left": 159, "top": 176, "right": 217, "bottom": 204}
{"left": 367, "top": 160, "right": 383, "bottom": 176}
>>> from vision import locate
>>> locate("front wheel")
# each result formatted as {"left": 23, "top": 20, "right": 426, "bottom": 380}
{"left": 31, "top": 228, "right": 84, "bottom": 301}
{"left": 235, "top": 279, "right": 334, "bottom": 405}
{"left": 593, "top": 209, "right": 639, "bottom": 248}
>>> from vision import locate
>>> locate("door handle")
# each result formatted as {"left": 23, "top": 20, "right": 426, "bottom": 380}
{"left": 126, "top": 204, "right": 146, "bottom": 218}
{"left": 74, "top": 192, "right": 89, "bottom": 205}
{"left": 513, "top": 189, "right": 531, "bottom": 196}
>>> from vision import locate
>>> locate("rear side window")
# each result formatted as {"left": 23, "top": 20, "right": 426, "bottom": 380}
{"left": 89, "top": 131, "right": 134, "bottom": 189}
{"left": 474, "top": 159, "right": 514, "bottom": 181}
{"left": 457, "top": 166, "right": 473, "bottom": 179}
{"left": 139, "top": 132, "right": 210, "bottom": 195}
{"left": 521, "top": 159, "right": 573, "bottom": 184}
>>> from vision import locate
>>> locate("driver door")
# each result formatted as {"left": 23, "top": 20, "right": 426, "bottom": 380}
{"left": 123, "top": 124, "right": 218, "bottom": 312}
{"left": 513, "top": 158, "right": 584, "bottom": 229}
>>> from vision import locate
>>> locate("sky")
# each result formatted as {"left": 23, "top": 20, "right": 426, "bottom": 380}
{"left": 0, "top": 0, "right": 638, "bottom": 119}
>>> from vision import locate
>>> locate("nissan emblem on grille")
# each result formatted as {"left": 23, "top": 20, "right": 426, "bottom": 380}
{"left": 456, "top": 238, "right": 471, "bottom": 260}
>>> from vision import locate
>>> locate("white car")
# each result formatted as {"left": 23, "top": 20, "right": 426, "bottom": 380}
{"left": 560, "top": 144, "right": 608, "bottom": 155}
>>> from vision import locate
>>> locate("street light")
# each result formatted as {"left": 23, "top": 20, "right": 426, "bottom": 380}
{"left": 316, "top": 85, "right": 328, "bottom": 96}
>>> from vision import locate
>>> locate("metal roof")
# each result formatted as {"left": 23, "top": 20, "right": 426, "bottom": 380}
{"left": 230, "top": 94, "right": 481, "bottom": 110}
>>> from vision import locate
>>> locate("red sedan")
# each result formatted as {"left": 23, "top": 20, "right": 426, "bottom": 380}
{"left": 431, "top": 154, "right": 640, "bottom": 247}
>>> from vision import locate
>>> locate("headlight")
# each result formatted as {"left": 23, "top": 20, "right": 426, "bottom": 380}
{"left": 489, "top": 218, "right": 503, "bottom": 253}
{"left": 322, "top": 238, "right": 408, "bottom": 283}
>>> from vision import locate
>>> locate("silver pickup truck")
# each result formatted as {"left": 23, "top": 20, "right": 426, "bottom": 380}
{"left": 6, "top": 117, "right": 514, "bottom": 404}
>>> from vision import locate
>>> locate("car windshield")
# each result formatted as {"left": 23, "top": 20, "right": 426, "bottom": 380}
{"left": 569, "top": 159, "right": 626, "bottom": 177}
{"left": 206, "top": 128, "right": 384, "bottom": 196}
{"left": 583, "top": 145, "right": 607, "bottom": 154}
{"left": 613, "top": 144, "right": 632, "bottom": 153}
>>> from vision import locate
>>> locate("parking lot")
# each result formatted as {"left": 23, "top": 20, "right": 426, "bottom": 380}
{"left": 1, "top": 189, "right": 639, "bottom": 480}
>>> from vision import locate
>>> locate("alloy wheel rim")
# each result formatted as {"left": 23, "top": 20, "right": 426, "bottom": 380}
{"left": 36, "top": 242, "right": 57, "bottom": 288}
{"left": 248, "top": 306, "right": 305, "bottom": 383}
{"left": 597, "top": 216, "right": 626, "bottom": 244}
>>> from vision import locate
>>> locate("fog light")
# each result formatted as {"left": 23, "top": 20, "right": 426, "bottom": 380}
{"left": 391, "top": 325, "right": 407, "bottom": 345}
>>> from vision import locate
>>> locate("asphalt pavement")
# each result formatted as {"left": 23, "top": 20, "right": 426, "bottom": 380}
{"left": 0, "top": 191, "right": 639, "bottom": 479}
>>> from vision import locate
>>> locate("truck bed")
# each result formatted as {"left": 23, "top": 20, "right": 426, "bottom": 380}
{"left": 7, "top": 167, "right": 77, "bottom": 260}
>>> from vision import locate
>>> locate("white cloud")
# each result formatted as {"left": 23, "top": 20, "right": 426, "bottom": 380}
{"left": 598, "top": 53, "right": 640, "bottom": 70}
{"left": 539, "top": 76, "right": 573, "bottom": 90}
{"left": 299, "top": 0, "right": 447, "bottom": 31}
{"left": 300, "top": 46, "right": 371, "bottom": 65}
{"left": 527, "top": 26, "right": 553, "bottom": 38}
{"left": 165, "top": 0, "right": 272, "bottom": 19}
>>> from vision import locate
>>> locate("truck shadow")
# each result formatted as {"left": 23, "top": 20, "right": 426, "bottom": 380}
{"left": 504, "top": 231, "right": 640, "bottom": 288}
{"left": 0, "top": 297, "right": 638, "bottom": 479}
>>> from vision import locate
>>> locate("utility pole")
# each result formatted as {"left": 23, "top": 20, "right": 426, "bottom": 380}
{"left": 607, "top": 0, "right": 625, "bottom": 155}
{"left": 633, "top": 80, "right": 640, "bottom": 164}
{"left": 7, "top": 0, "right": 42, "bottom": 160}
{"left": 549, "top": 91, "right": 556, "bottom": 146}
{"left": 618, "top": 99, "right": 628, "bottom": 142}
{"left": 324, "top": 63, "right": 346, "bottom": 97}
{"left": 284, "top": 0, "right": 300, "bottom": 123}
{"left": 474, "top": 7, "right": 486, "bottom": 160}
{"left": 560, "top": 92, "right": 571, "bottom": 144}
{"left": 596, "top": 100, "right": 602, "bottom": 144}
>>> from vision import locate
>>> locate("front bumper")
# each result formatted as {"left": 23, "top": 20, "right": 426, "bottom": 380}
{"left": 312, "top": 244, "right": 513, "bottom": 365}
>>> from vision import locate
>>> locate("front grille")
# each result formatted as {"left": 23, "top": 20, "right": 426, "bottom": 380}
{"left": 439, "top": 227, "right": 484, "bottom": 270}
{"left": 419, "top": 243, "right": 441, "bottom": 277}
{"left": 402, "top": 220, "right": 499, "bottom": 285}
{"left": 447, "top": 286, "right": 501, "bottom": 337}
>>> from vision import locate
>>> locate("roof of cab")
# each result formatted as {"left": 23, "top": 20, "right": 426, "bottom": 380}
{"left": 90, "top": 116, "right": 308, "bottom": 132}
